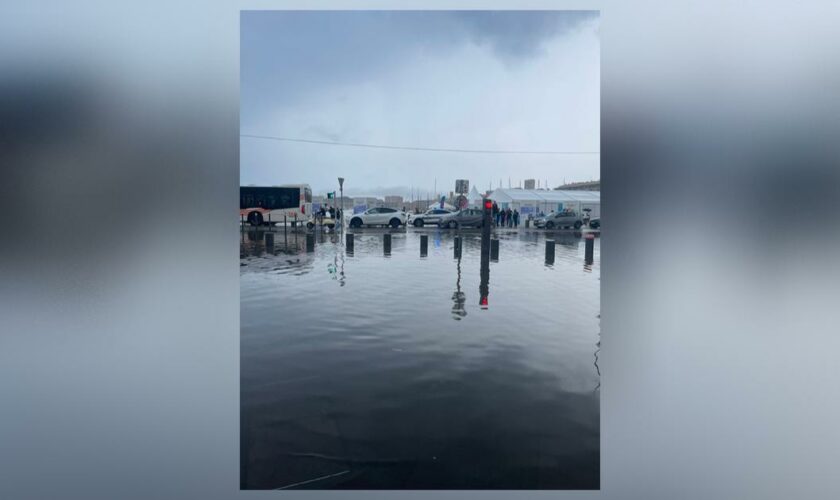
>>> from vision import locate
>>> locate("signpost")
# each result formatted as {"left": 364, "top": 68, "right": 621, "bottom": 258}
{"left": 455, "top": 179, "right": 469, "bottom": 194}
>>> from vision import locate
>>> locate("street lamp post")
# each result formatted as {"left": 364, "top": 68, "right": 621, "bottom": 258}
{"left": 338, "top": 177, "right": 345, "bottom": 236}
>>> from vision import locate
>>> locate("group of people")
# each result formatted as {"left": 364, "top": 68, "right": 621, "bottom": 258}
{"left": 491, "top": 201, "right": 520, "bottom": 228}
{"left": 317, "top": 205, "right": 341, "bottom": 224}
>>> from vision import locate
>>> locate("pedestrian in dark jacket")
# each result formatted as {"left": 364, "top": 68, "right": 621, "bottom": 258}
{"left": 513, "top": 209, "right": 520, "bottom": 227}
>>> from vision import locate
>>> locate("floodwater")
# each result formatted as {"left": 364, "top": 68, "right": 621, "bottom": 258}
{"left": 240, "top": 226, "right": 600, "bottom": 490}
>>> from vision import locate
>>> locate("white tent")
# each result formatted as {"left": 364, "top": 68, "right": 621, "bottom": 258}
{"left": 488, "top": 188, "right": 600, "bottom": 218}
{"left": 467, "top": 186, "right": 484, "bottom": 208}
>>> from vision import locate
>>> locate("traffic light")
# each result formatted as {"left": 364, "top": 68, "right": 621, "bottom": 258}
{"left": 327, "top": 192, "right": 335, "bottom": 199}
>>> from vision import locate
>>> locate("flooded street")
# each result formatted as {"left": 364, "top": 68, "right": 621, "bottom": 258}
{"left": 240, "top": 227, "right": 600, "bottom": 489}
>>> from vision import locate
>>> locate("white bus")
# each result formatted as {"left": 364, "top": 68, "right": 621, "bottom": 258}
{"left": 239, "top": 184, "right": 313, "bottom": 227}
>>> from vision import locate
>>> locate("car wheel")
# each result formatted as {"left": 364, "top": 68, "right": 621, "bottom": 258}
{"left": 574, "top": 221, "right": 582, "bottom": 229}
{"left": 448, "top": 220, "right": 458, "bottom": 229}
{"left": 390, "top": 218, "right": 401, "bottom": 228}
{"left": 545, "top": 221, "right": 554, "bottom": 229}
{"left": 414, "top": 219, "right": 424, "bottom": 227}
{"left": 591, "top": 220, "right": 600, "bottom": 229}
{"left": 247, "top": 211, "right": 264, "bottom": 226}
{"left": 306, "top": 222, "right": 314, "bottom": 230}
{"left": 350, "top": 218, "right": 362, "bottom": 228}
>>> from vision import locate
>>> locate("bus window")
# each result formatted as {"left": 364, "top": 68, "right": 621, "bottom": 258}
{"left": 304, "top": 187, "right": 312, "bottom": 203}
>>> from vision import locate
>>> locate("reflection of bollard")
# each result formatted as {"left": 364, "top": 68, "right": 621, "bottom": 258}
{"left": 346, "top": 233, "right": 354, "bottom": 254}
{"left": 265, "top": 232, "right": 274, "bottom": 253}
{"left": 384, "top": 233, "right": 391, "bottom": 255}
{"left": 454, "top": 236, "right": 462, "bottom": 258}
{"left": 420, "top": 234, "right": 428, "bottom": 256}
{"left": 490, "top": 238, "right": 499, "bottom": 261}
{"left": 585, "top": 233, "right": 594, "bottom": 263}
{"left": 306, "top": 233, "right": 315, "bottom": 253}
{"left": 545, "top": 239, "right": 555, "bottom": 264}
{"left": 525, "top": 219, "right": 530, "bottom": 228}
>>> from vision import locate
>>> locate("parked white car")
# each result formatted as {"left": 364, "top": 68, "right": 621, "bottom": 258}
{"left": 348, "top": 207, "right": 407, "bottom": 228}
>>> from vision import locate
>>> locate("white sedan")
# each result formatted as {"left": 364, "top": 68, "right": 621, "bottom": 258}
{"left": 348, "top": 207, "right": 407, "bottom": 228}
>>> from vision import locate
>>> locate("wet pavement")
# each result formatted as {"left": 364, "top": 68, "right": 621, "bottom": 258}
{"left": 240, "top": 226, "right": 600, "bottom": 489}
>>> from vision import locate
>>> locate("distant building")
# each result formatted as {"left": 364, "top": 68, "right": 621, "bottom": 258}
{"left": 524, "top": 179, "right": 536, "bottom": 190}
{"left": 384, "top": 195, "right": 404, "bottom": 209}
{"left": 556, "top": 180, "right": 600, "bottom": 191}
{"left": 351, "top": 196, "right": 383, "bottom": 213}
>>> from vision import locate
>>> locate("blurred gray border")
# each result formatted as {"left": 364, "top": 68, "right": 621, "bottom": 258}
{"left": 4, "top": 1, "right": 840, "bottom": 499}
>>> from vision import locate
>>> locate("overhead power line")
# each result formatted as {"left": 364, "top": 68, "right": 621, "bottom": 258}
{"left": 240, "top": 133, "right": 600, "bottom": 155}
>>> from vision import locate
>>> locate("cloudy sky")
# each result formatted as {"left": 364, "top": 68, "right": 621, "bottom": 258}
{"left": 241, "top": 11, "right": 599, "bottom": 198}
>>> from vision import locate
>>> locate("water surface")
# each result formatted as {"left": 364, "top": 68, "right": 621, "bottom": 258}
{"left": 240, "top": 227, "right": 600, "bottom": 489}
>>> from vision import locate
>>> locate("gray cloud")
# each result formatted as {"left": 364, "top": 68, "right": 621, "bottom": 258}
{"left": 241, "top": 11, "right": 600, "bottom": 196}
{"left": 453, "top": 11, "right": 598, "bottom": 61}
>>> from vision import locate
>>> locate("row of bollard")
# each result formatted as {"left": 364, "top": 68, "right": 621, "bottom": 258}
{"left": 274, "top": 231, "right": 593, "bottom": 263}
{"left": 544, "top": 234, "right": 595, "bottom": 264}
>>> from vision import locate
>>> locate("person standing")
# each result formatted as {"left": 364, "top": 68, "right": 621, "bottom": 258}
{"left": 513, "top": 209, "right": 519, "bottom": 227}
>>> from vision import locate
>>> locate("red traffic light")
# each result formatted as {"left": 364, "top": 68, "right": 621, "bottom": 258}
{"left": 484, "top": 200, "right": 493, "bottom": 210}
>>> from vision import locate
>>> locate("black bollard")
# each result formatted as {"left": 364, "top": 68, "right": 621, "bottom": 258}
{"left": 454, "top": 236, "right": 462, "bottom": 258}
{"left": 420, "top": 234, "right": 428, "bottom": 256}
{"left": 346, "top": 233, "right": 354, "bottom": 254}
{"left": 306, "top": 233, "right": 315, "bottom": 253}
{"left": 525, "top": 219, "right": 530, "bottom": 229}
{"left": 265, "top": 231, "right": 274, "bottom": 253}
{"left": 545, "top": 239, "right": 555, "bottom": 264}
{"left": 490, "top": 238, "right": 499, "bottom": 261}
{"left": 585, "top": 234, "right": 594, "bottom": 263}
{"left": 384, "top": 233, "right": 392, "bottom": 255}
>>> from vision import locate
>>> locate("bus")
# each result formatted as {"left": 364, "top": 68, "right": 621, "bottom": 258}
{"left": 240, "top": 184, "right": 313, "bottom": 227}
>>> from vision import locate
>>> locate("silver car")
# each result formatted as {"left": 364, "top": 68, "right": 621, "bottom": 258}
{"left": 411, "top": 208, "right": 454, "bottom": 227}
{"left": 535, "top": 210, "right": 584, "bottom": 229}
{"left": 438, "top": 208, "right": 487, "bottom": 229}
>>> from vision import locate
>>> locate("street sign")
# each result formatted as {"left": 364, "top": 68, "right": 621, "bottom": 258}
{"left": 455, "top": 179, "right": 469, "bottom": 194}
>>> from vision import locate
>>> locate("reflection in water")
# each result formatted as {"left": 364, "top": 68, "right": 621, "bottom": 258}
{"left": 451, "top": 256, "right": 466, "bottom": 319}
{"left": 479, "top": 235, "right": 490, "bottom": 309}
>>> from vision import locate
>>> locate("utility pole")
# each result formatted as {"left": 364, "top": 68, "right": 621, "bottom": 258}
{"left": 338, "top": 177, "right": 344, "bottom": 236}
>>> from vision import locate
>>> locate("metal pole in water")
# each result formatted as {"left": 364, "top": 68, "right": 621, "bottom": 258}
{"left": 585, "top": 233, "right": 594, "bottom": 264}
{"left": 490, "top": 238, "right": 499, "bottom": 261}
{"left": 306, "top": 232, "right": 315, "bottom": 253}
{"left": 384, "top": 233, "right": 391, "bottom": 255}
{"left": 545, "top": 239, "right": 555, "bottom": 264}
{"left": 346, "top": 232, "right": 354, "bottom": 254}
{"left": 420, "top": 234, "right": 428, "bottom": 257}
